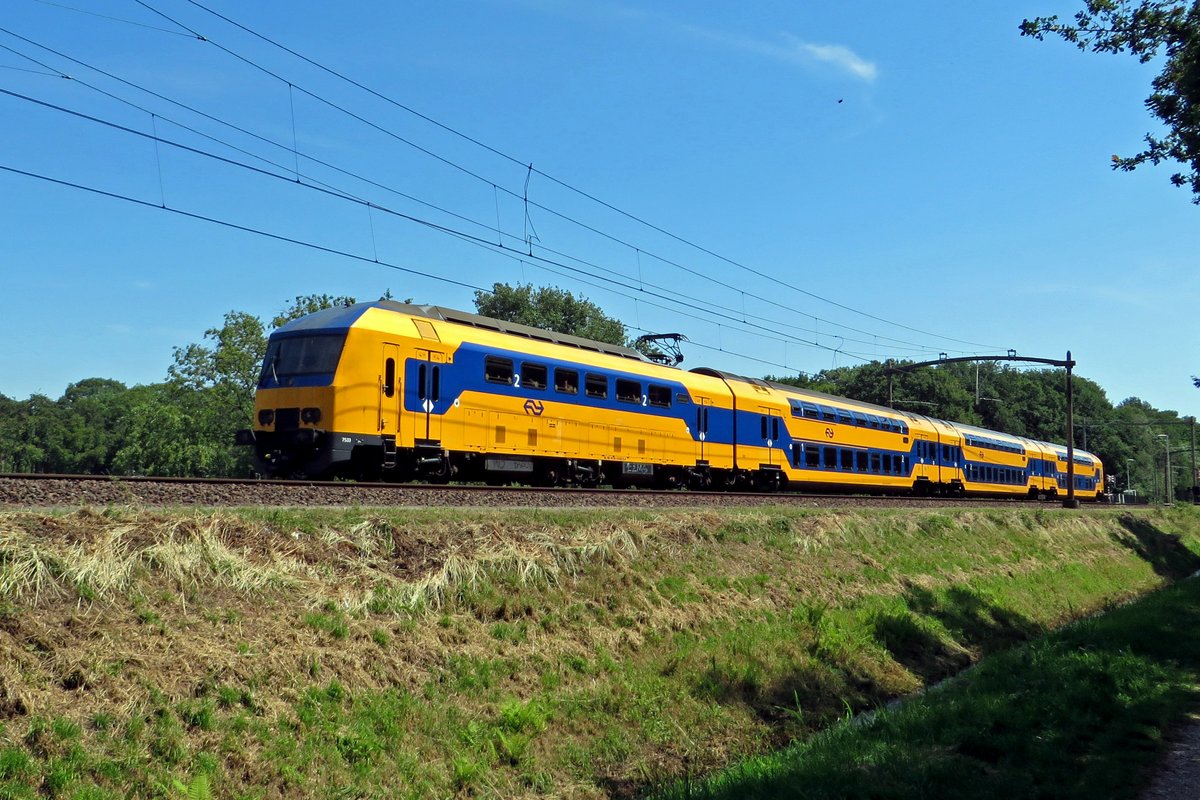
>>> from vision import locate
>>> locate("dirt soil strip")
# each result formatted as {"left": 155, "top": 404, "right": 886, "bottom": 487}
{"left": 1142, "top": 714, "right": 1200, "bottom": 799}
{"left": 0, "top": 476, "right": 1055, "bottom": 509}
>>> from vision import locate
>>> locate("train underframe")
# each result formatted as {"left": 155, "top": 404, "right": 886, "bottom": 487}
{"left": 237, "top": 427, "right": 1079, "bottom": 498}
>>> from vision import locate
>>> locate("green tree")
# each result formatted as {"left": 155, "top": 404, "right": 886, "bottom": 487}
{"left": 112, "top": 383, "right": 241, "bottom": 477}
{"left": 270, "top": 294, "right": 356, "bottom": 329}
{"left": 474, "top": 283, "right": 630, "bottom": 347}
{"left": 55, "top": 378, "right": 132, "bottom": 474}
{"left": 1021, "top": 1, "right": 1200, "bottom": 202}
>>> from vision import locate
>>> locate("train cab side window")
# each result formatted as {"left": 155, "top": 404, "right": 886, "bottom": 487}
{"left": 585, "top": 373, "right": 607, "bottom": 399}
{"left": 523, "top": 363, "right": 548, "bottom": 390}
{"left": 383, "top": 358, "right": 395, "bottom": 398}
{"left": 648, "top": 384, "right": 672, "bottom": 408}
{"left": 616, "top": 379, "right": 640, "bottom": 403}
{"left": 485, "top": 356, "right": 514, "bottom": 385}
{"left": 555, "top": 369, "right": 579, "bottom": 394}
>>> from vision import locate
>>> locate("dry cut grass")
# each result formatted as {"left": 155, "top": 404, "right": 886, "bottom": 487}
{"left": 0, "top": 504, "right": 1196, "bottom": 799}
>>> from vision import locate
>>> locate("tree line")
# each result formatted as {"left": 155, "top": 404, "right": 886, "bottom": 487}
{"left": 0, "top": 284, "right": 1194, "bottom": 499}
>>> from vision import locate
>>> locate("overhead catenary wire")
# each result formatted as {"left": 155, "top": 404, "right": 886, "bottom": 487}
{"left": 0, "top": 162, "right": 882, "bottom": 373}
{"left": 2, "top": 84, "right": 955, "bottom": 362}
{"left": 0, "top": 76, "right": 950, "bottom": 360}
{"left": 128, "top": 0, "right": 1007, "bottom": 352}
{"left": 0, "top": 27, "right": 986, "bottom": 358}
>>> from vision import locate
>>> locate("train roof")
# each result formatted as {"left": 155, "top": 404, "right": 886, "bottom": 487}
{"left": 275, "top": 301, "right": 652, "bottom": 363}
{"left": 692, "top": 368, "right": 918, "bottom": 419}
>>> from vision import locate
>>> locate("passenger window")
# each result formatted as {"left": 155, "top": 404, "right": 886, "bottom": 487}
{"left": 585, "top": 373, "right": 607, "bottom": 399}
{"left": 870, "top": 454, "right": 882, "bottom": 473}
{"left": 555, "top": 368, "right": 579, "bottom": 394}
{"left": 523, "top": 363, "right": 547, "bottom": 390}
{"left": 840, "top": 449, "right": 853, "bottom": 470}
{"left": 823, "top": 448, "right": 837, "bottom": 469}
{"left": 805, "top": 447, "right": 820, "bottom": 468}
{"left": 648, "top": 384, "right": 672, "bottom": 408}
{"left": 856, "top": 451, "right": 868, "bottom": 471}
{"left": 485, "top": 356, "right": 514, "bottom": 385}
{"left": 616, "top": 378, "right": 640, "bottom": 403}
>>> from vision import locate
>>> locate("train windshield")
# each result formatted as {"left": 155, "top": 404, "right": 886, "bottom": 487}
{"left": 258, "top": 334, "right": 346, "bottom": 387}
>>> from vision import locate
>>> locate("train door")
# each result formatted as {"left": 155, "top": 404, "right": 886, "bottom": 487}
{"left": 414, "top": 348, "right": 447, "bottom": 444}
{"left": 759, "top": 407, "right": 780, "bottom": 466}
{"left": 695, "top": 398, "right": 712, "bottom": 463}
{"left": 380, "top": 343, "right": 401, "bottom": 434}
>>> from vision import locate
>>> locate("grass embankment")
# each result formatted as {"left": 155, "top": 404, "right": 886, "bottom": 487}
{"left": 0, "top": 505, "right": 1197, "bottom": 799}
{"left": 654, "top": 549, "right": 1200, "bottom": 800}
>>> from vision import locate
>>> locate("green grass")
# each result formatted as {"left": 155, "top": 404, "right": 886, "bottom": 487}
{"left": 0, "top": 505, "right": 1198, "bottom": 798}
{"left": 654, "top": 572, "right": 1200, "bottom": 800}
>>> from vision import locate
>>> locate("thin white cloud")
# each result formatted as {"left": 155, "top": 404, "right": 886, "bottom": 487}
{"left": 505, "top": 1, "right": 878, "bottom": 82}
{"left": 676, "top": 23, "right": 878, "bottom": 81}
{"left": 789, "top": 38, "right": 878, "bottom": 81}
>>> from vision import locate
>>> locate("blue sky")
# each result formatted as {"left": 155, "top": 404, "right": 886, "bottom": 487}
{"left": 2, "top": 1, "right": 1197, "bottom": 419}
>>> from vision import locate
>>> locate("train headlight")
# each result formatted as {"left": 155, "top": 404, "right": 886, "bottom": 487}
{"left": 301, "top": 407, "right": 322, "bottom": 424}
{"left": 258, "top": 409, "right": 275, "bottom": 426}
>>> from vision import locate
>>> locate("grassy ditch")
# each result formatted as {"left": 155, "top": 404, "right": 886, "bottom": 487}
{"left": 0, "top": 504, "right": 1197, "bottom": 798}
{"left": 653, "top": 557, "right": 1200, "bottom": 800}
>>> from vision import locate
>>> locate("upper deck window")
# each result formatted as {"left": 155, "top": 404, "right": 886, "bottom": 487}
{"left": 522, "top": 362, "right": 548, "bottom": 390}
{"left": 485, "top": 356, "right": 514, "bottom": 385}
{"left": 616, "top": 378, "right": 641, "bottom": 403}
{"left": 258, "top": 334, "right": 346, "bottom": 387}
{"left": 585, "top": 373, "right": 607, "bottom": 399}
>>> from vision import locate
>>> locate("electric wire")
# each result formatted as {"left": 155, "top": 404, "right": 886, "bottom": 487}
{"left": 177, "top": 0, "right": 1002, "bottom": 350}
{"left": 2, "top": 17, "right": 993, "bottom": 357}
{"left": 0, "top": 26, "right": 982, "bottom": 356}
{"left": 0, "top": 162, "right": 879, "bottom": 372}
{"left": 0, "top": 61, "right": 943, "bottom": 359}
{"left": 131, "top": 0, "right": 1006, "bottom": 352}
{"left": 2, "top": 86, "right": 937, "bottom": 363}
{"left": 30, "top": 0, "right": 194, "bottom": 37}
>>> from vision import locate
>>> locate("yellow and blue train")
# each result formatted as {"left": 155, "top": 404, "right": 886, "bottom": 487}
{"left": 236, "top": 301, "right": 1105, "bottom": 500}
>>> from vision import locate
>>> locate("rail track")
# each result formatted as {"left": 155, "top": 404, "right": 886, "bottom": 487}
{"left": 0, "top": 473, "right": 1072, "bottom": 509}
